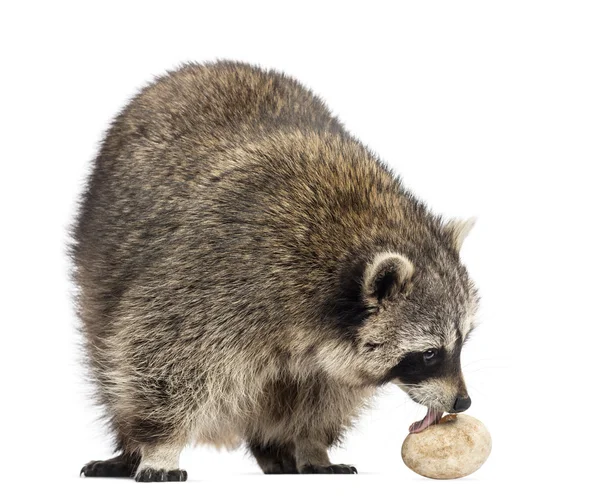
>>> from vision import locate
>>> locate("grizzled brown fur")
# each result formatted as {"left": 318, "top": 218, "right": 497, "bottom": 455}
{"left": 73, "top": 61, "right": 478, "bottom": 481}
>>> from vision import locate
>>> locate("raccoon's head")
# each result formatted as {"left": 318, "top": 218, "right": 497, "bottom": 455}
{"left": 329, "top": 218, "right": 479, "bottom": 432}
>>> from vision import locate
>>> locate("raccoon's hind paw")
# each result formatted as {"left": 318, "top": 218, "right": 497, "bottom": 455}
{"left": 300, "top": 464, "right": 357, "bottom": 474}
{"left": 80, "top": 455, "right": 139, "bottom": 478}
{"left": 135, "top": 468, "right": 188, "bottom": 482}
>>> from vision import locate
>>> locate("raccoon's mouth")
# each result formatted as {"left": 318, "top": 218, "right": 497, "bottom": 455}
{"left": 409, "top": 407, "right": 444, "bottom": 433}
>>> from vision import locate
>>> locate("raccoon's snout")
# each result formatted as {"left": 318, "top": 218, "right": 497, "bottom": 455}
{"left": 450, "top": 395, "right": 471, "bottom": 413}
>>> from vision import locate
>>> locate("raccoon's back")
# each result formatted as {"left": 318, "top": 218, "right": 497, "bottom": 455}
{"left": 71, "top": 61, "right": 420, "bottom": 348}
{"left": 73, "top": 63, "right": 340, "bottom": 310}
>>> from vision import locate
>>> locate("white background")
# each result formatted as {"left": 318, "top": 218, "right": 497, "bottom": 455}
{"left": 2, "top": 1, "right": 599, "bottom": 497}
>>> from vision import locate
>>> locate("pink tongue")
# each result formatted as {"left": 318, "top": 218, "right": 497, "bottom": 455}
{"left": 409, "top": 408, "right": 444, "bottom": 433}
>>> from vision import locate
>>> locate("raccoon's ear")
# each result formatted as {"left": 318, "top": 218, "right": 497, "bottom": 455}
{"left": 445, "top": 217, "right": 476, "bottom": 252}
{"left": 363, "top": 252, "right": 414, "bottom": 303}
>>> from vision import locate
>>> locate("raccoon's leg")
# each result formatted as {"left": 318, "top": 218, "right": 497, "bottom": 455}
{"left": 81, "top": 452, "right": 141, "bottom": 478}
{"left": 248, "top": 440, "right": 298, "bottom": 474}
{"left": 112, "top": 388, "right": 189, "bottom": 481}
{"left": 134, "top": 443, "right": 188, "bottom": 482}
{"left": 295, "top": 438, "right": 357, "bottom": 474}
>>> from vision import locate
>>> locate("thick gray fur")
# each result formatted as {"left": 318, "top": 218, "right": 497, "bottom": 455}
{"left": 72, "top": 61, "right": 478, "bottom": 480}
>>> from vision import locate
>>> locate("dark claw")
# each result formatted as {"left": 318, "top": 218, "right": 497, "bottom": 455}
{"left": 167, "top": 469, "right": 188, "bottom": 481}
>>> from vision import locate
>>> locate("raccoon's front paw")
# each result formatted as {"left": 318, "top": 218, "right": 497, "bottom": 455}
{"left": 135, "top": 468, "right": 188, "bottom": 482}
{"left": 263, "top": 461, "right": 299, "bottom": 474}
{"left": 300, "top": 464, "right": 357, "bottom": 474}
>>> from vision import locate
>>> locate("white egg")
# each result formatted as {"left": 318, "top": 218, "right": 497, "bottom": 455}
{"left": 401, "top": 414, "right": 492, "bottom": 479}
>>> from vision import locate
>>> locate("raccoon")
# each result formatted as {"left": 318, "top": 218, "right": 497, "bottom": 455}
{"left": 73, "top": 61, "right": 479, "bottom": 481}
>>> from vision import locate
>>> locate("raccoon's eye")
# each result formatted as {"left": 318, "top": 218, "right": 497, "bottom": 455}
{"left": 423, "top": 349, "right": 438, "bottom": 363}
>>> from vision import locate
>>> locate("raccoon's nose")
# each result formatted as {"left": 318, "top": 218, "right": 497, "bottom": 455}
{"left": 452, "top": 395, "right": 471, "bottom": 413}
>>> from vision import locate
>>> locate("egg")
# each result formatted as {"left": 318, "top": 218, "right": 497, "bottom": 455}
{"left": 401, "top": 414, "right": 492, "bottom": 479}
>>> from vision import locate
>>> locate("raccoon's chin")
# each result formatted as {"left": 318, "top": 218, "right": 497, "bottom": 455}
{"left": 408, "top": 407, "right": 445, "bottom": 433}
